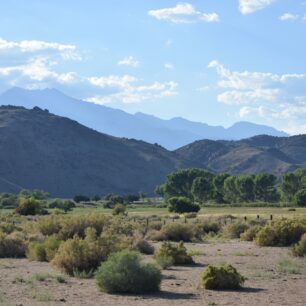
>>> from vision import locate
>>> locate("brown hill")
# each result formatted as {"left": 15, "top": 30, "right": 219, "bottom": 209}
{"left": 0, "top": 106, "right": 188, "bottom": 197}
{"left": 175, "top": 135, "right": 306, "bottom": 175}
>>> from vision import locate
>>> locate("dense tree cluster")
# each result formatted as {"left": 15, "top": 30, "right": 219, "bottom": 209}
{"left": 156, "top": 168, "right": 306, "bottom": 206}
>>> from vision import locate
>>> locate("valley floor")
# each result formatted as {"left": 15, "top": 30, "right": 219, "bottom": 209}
{"left": 0, "top": 241, "right": 306, "bottom": 306}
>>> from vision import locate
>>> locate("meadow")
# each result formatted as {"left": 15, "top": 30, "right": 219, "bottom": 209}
{"left": 0, "top": 202, "right": 306, "bottom": 306}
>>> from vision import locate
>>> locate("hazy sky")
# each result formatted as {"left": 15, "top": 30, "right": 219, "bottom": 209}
{"left": 0, "top": 0, "right": 305, "bottom": 133}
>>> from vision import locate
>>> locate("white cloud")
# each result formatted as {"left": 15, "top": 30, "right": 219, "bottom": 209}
{"left": 164, "top": 63, "right": 174, "bottom": 70}
{"left": 239, "top": 0, "right": 275, "bottom": 15}
{"left": 208, "top": 60, "right": 306, "bottom": 133}
{"left": 148, "top": 3, "right": 219, "bottom": 24}
{"left": 118, "top": 56, "right": 139, "bottom": 68}
{"left": 279, "top": 13, "right": 299, "bottom": 21}
{"left": 0, "top": 56, "right": 77, "bottom": 84}
{"left": 0, "top": 38, "right": 81, "bottom": 60}
{"left": 87, "top": 80, "right": 178, "bottom": 104}
{"left": 0, "top": 37, "right": 178, "bottom": 105}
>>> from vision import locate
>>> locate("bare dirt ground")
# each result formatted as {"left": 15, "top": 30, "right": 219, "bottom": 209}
{"left": 0, "top": 241, "right": 305, "bottom": 306}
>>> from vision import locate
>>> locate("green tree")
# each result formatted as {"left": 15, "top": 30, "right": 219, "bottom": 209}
{"left": 234, "top": 175, "right": 255, "bottom": 202}
{"left": 191, "top": 177, "right": 213, "bottom": 203}
{"left": 212, "top": 173, "right": 230, "bottom": 203}
{"left": 294, "top": 189, "right": 306, "bottom": 207}
{"left": 163, "top": 168, "right": 214, "bottom": 200}
{"left": 280, "top": 169, "right": 306, "bottom": 202}
{"left": 224, "top": 176, "right": 238, "bottom": 203}
{"left": 254, "top": 173, "right": 279, "bottom": 202}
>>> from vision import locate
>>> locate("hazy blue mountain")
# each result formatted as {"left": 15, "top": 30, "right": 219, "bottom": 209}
{"left": 0, "top": 87, "right": 288, "bottom": 149}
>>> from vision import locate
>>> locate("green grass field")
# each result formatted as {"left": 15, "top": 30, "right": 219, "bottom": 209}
{"left": 2, "top": 205, "right": 306, "bottom": 219}
{"left": 70, "top": 205, "right": 306, "bottom": 218}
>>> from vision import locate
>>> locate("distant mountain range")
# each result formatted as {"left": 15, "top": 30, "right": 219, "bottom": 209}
{"left": 0, "top": 106, "right": 189, "bottom": 197}
{"left": 0, "top": 106, "right": 304, "bottom": 197}
{"left": 0, "top": 87, "right": 288, "bottom": 150}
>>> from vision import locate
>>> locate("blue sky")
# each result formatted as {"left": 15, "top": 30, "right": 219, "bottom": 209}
{"left": 0, "top": 0, "right": 306, "bottom": 134}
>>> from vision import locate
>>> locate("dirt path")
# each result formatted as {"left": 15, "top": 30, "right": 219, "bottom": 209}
{"left": 0, "top": 241, "right": 305, "bottom": 306}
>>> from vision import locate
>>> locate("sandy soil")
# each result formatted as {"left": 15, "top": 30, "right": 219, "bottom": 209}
{"left": 0, "top": 241, "right": 305, "bottom": 306}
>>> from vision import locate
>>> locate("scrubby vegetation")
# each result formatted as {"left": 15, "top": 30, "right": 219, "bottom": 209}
{"left": 200, "top": 264, "right": 245, "bottom": 290}
{"left": 151, "top": 222, "right": 197, "bottom": 242}
{"left": 255, "top": 218, "right": 306, "bottom": 246}
{"left": 291, "top": 233, "right": 306, "bottom": 257}
{"left": 168, "top": 196, "right": 200, "bottom": 213}
{"left": 154, "top": 241, "right": 193, "bottom": 265}
{"left": 0, "top": 231, "right": 26, "bottom": 258}
{"left": 95, "top": 250, "right": 161, "bottom": 293}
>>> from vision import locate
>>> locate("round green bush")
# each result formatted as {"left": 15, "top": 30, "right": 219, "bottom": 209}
{"left": 112, "top": 204, "right": 126, "bottom": 215}
{"left": 167, "top": 196, "right": 200, "bottom": 214}
{"left": 95, "top": 250, "right": 161, "bottom": 293}
{"left": 294, "top": 189, "right": 306, "bottom": 207}
{"left": 15, "top": 197, "right": 42, "bottom": 215}
{"left": 201, "top": 264, "right": 245, "bottom": 290}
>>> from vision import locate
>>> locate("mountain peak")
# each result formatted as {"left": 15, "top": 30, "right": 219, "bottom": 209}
{"left": 0, "top": 87, "right": 289, "bottom": 149}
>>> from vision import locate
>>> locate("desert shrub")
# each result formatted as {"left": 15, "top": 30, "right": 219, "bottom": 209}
{"left": 168, "top": 196, "right": 200, "bottom": 213}
{"left": 255, "top": 218, "right": 306, "bottom": 246}
{"left": 291, "top": 233, "right": 306, "bottom": 257}
{"left": 147, "top": 230, "right": 167, "bottom": 241}
{"left": 112, "top": 204, "right": 126, "bottom": 215}
{"left": 44, "top": 236, "right": 62, "bottom": 261}
{"left": 294, "top": 189, "right": 306, "bottom": 207}
{"left": 240, "top": 225, "right": 262, "bottom": 241}
{"left": 156, "top": 222, "right": 196, "bottom": 242}
{"left": 49, "top": 199, "right": 75, "bottom": 212}
{"left": 223, "top": 222, "right": 249, "bottom": 239}
{"left": 134, "top": 238, "right": 154, "bottom": 255}
{"left": 148, "top": 220, "right": 163, "bottom": 231}
{"left": 27, "top": 242, "right": 47, "bottom": 261}
{"left": 95, "top": 250, "right": 161, "bottom": 293}
{"left": 27, "top": 236, "right": 61, "bottom": 262}
{"left": 37, "top": 217, "right": 62, "bottom": 236}
{"left": 0, "top": 231, "right": 26, "bottom": 258}
{"left": 255, "top": 226, "right": 277, "bottom": 246}
{"left": 154, "top": 241, "right": 193, "bottom": 265}
{"left": 200, "top": 264, "right": 245, "bottom": 290}
{"left": 201, "top": 221, "right": 221, "bottom": 234}
{"left": 184, "top": 212, "right": 198, "bottom": 219}
{"left": 0, "top": 193, "right": 18, "bottom": 208}
{"left": 51, "top": 235, "right": 103, "bottom": 275}
{"left": 58, "top": 214, "right": 109, "bottom": 240}
{"left": 15, "top": 197, "right": 42, "bottom": 215}
{"left": 52, "top": 227, "right": 130, "bottom": 275}
{"left": 0, "top": 222, "right": 20, "bottom": 234}
{"left": 155, "top": 255, "right": 174, "bottom": 269}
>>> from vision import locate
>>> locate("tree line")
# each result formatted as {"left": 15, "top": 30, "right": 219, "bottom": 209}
{"left": 155, "top": 168, "right": 306, "bottom": 206}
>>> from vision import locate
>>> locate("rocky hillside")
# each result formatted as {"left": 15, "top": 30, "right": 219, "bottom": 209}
{"left": 175, "top": 135, "right": 306, "bottom": 175}
{"left": 0, "top": 106, "right": 188, "bottom": 197}
{"left": 0, "top": 106, "right": 305, "bottom": 197}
